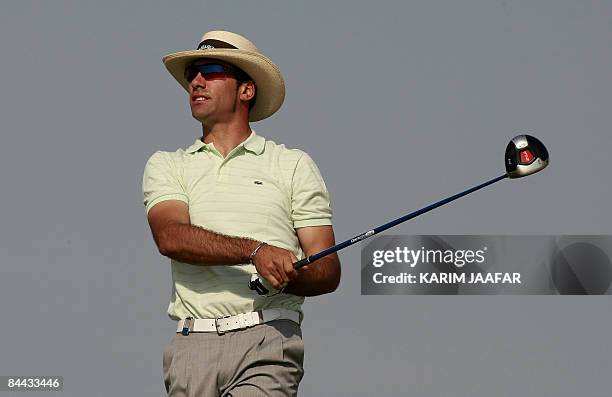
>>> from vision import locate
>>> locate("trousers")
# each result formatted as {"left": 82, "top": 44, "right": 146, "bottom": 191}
{"left": 163, "top": 319, "right": 304, "bottom": 396}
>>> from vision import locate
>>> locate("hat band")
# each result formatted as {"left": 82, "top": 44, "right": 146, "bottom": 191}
{"left": 197, "top": 39, "right": 238, "bottom": 50}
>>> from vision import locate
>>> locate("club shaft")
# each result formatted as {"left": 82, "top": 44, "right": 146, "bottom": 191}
{"left": 294, "top": 174, "right": 509, "bottom": 270}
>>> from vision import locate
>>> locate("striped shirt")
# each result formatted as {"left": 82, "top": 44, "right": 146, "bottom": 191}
{"left": 142, "top": 130, "right": 332, "bottom": 319}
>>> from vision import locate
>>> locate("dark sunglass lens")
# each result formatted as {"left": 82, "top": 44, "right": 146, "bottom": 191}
{"left": 201, "top": 64, "right": 226, "bottom": 75}
{"left": 184, "top": 65, "right": 198, "bottom": 82}
{"left": 184, "top": 64, "right": 232, "bottom": 82}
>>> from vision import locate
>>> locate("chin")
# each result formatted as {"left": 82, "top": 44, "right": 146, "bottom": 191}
{"left": 191, "top": 111, "right": 209, "bottom": 123}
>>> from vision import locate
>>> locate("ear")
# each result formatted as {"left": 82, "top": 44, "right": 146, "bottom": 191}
{"left": 238, "top": 81, "right": 256, "bottom": 103}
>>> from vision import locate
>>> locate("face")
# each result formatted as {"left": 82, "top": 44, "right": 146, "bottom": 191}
{"left": 186, "top": 59, "right": 248, "bottom": 124}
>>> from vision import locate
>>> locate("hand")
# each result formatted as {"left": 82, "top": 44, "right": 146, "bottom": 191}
{"left": 252, "top": 244, "right": 299, "bottom": 290}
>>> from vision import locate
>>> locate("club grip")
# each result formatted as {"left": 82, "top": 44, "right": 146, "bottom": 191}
{"left": 293, "top": 258, "right": 310, "bottom": 270}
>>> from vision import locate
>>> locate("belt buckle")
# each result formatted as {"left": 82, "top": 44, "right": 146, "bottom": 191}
{"left": 215, "top": 315, "right": 231, "bottom": 335}
{"left": 181, "top": 317, "right": 193, "bottom": 336}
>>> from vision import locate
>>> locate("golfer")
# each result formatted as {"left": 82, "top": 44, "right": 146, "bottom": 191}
{"left": 142, "top": 30, "right": 341, "bottom": 396}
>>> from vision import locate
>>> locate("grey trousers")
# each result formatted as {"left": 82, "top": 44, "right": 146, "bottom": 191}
{"left": 163, "top": 320, "right": 304, "bottom": 397}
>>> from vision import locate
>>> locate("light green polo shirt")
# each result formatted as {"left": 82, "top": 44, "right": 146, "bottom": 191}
{"left": 142, "top": 130, "right": 333, "bottom": 320}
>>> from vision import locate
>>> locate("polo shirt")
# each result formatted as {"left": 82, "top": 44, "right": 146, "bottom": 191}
{"left": 142, "top": 130, "right": 333, "bottom": 319}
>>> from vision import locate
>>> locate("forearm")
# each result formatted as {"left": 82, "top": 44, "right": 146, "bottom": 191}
{"left": 284, "top": 253, "right": 341, "bottom": 296}
{"left": 158, "top": 222, "right": 259, "bottom": 266}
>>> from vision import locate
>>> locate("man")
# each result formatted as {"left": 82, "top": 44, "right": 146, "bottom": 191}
{"left": 142, "top": 30, "right": 341, "bottom": 396}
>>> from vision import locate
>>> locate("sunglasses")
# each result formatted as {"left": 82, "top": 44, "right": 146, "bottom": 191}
{"left": 184, "top": 63, "right": 243, "bottom": 82}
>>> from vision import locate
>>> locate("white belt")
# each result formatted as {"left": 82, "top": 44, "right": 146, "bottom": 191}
{"left": 176, "top": 309, "right": 301, "bottom": 335}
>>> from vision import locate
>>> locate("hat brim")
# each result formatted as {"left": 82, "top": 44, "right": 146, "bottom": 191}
{"left": 163, "top": 49, "right": 285, "bottom": 122}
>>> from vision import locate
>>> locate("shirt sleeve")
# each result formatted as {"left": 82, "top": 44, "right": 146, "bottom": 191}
{"left": 291, "top": 153, "right": 333, "bottom": 228}
{"left": 142, "top": 151, "right": 188, "bottom": 215}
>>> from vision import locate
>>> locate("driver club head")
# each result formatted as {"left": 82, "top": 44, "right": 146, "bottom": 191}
{"left": 505, "top": 135, "right": 549, "bottom": 178}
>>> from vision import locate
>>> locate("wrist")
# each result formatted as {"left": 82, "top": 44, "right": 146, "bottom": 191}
{"left": 249, "top": 241, "right": 267, "bottom": 264}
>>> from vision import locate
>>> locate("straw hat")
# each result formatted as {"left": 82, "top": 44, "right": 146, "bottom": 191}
{"left": 162, "top": 30, "right": 285, "bottom": 122}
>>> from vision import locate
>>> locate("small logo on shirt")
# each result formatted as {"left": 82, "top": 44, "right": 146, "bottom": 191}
{"left": 254, "top": 180, "right": 263, "bottom": 185}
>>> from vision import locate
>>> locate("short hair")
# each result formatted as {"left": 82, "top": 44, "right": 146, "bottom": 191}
{"left": 233, "top": 67, "right": 257, "bottom": 111}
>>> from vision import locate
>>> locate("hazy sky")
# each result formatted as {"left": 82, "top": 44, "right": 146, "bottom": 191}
{"left": 1, "top": 1, "right": 611, "bottom": 396}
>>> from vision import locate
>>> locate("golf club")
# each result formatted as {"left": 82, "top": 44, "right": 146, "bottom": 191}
{"left": 249, "top": 134, "right": 550, "bottom": 295}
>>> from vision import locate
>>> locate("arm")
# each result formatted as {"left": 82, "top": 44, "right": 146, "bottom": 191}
{"left": 147, "top": 200, "right": 259, "bottom": 265}
{"left": 147, "top": 200, "right": 300, "bottom": 288}
{"left": 283, "top": 225, "right": 341, "bottom": 296}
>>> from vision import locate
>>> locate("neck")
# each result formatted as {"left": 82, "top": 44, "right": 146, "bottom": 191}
{"left": 202, "top": 119, "right": 251, "bottom": 158}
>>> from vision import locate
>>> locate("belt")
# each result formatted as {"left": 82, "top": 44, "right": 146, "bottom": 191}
{"left": 176, "top": 308, "right": 301, "bottom": 336}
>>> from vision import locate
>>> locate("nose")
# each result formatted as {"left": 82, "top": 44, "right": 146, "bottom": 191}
{"left": 189, "top": 72, "right": 206, "bottom": 89}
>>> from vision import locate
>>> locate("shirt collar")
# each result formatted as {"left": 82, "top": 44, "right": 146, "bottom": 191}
{"left": 185, "top": 130, "right": 265, "bottom": 155}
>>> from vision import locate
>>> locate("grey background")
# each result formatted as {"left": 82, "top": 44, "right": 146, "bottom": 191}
{"left": 1, "top": 1, "right": 611, "bottom": 396}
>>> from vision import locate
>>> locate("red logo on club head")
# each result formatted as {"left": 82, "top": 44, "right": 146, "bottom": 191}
{"left": 520, "top": 149, "right": 535, "bottom": 164}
